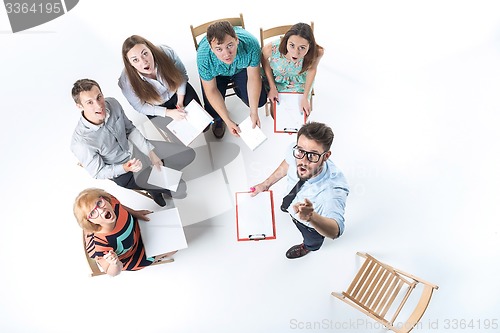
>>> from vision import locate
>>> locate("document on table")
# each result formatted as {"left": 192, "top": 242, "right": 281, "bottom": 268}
{"left": 235, "top": 191, "right": 276, "bottom": 241}
{"left": 147, "top": 165, "right": 182, "bottom": 192}
{"left": 238, "top": 116, "right": 267, "bottom": 151}
{"left": 138, "top": 208, "right": 188, "bottom": 257}
{"left": 274, "top": 92, "right": 306, "bottom": 133}
{"left": 166, "top": 100, "right": 214, "bottom": 146}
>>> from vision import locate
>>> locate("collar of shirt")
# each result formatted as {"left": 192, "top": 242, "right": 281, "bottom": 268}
{"left": 138, "top": 65, "right": 163, "bottom": 85}
{"left": 305, "top": 161, "right": 329, "bottom": 186}
{"left": 80, "top": 109, "right": 110, "bottom": 131}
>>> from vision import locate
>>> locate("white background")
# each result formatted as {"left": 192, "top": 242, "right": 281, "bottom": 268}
{"left": 1, "top": 0, "right": 499, "bottom": 332}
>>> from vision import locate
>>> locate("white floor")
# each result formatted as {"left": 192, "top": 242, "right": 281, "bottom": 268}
{"left": 1, "top": 1, "right": 500, "bottom": 332}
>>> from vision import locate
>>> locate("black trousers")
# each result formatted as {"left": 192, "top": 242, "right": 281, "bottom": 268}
{"left": 291, "top": 217, "right": 325, "bottom": 251}
{"left": 112, "top": 140, "right": 195, "bottom": 196}
{"left": 147, "top": 82, "right": 202, "bottom": 141}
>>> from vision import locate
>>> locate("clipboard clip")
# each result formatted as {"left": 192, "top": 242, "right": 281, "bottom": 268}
{"left": 283, "top": 128, "right": 298, "bottom": 134}
{"left": 249, "top": 234, "right": 266, "bottom": 241}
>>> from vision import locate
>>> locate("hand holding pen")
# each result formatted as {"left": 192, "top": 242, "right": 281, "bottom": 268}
{"left": 123, "top": 158, "right": 142, "bottom": 173}
{"left": 249, "top": 184, "right": 268, "bottom": 197}
{"left": 165, "top": 106, "right": 186, "bottom": 120}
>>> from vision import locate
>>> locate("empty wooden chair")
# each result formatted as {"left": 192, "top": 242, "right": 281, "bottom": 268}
{"left": 331, "top": 252, "right": 438, "bottom": 333}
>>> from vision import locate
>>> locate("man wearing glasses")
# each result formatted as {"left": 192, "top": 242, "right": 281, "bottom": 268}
{"left": 251, "top": 122, "right": 349, "bottom": 259}
{"left": 196, "top": 20, "right": 267, "bottom": 139}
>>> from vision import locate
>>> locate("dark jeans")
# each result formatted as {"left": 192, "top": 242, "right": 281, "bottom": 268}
{"left": 201, "top": 69, "right": 267, "bottom": 121}
{"left": 112, "top": 140, "right": 195, "bottom": 197}
{"left": 291, "top": 217, "right": 325, "bottom": 251}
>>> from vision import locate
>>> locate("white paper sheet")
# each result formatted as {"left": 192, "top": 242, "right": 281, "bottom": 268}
{"left": 166, "top": 100, "right": 214, "bottom": 146}
{"left": 238, "top": 116, "right": 267, "bottom": 151}
{"left": 147, "top": 165, "right": 182, "bottom": 192}
{"left": 138, "top": 208, "right": 188, "bottom": 257}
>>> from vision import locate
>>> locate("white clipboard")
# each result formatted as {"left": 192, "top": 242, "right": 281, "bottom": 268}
{"left": 273, "top": 92, "right": 306, "bottom": 133}
{"left": 235, "top": 191, "right": 276, "bottom": 241}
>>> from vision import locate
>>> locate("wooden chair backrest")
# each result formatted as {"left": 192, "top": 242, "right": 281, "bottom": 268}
{"left": 259, "top": 22, "right": 314, "bottom": 48}
{"left": 190, "top": 13, "right": 245, "bottom": 50}
{"left": 82, "top": 231, "right": 174, "bottom": 277}
{"left": 332, "top": 252, "right": 438, "bottom": 333}
{"left": 82, "top": 231, "right": 106, "bottom": 277}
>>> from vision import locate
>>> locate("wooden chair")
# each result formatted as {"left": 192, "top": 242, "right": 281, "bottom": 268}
{"left": 190, "top": 13, "right": 245, "bottom": 99}
{"left": 82, "top": 231, "right": 174, "bottom": 277}
{"left": 259, "top": 22, "right": 315, "bottom": 116}
{"left": 331, "top": 252, "right": 438, "bottom": 333}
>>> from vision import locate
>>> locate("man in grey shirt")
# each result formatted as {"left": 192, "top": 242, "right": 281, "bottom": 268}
{"left": 70, "top": 78, "right": 195, "bottom": 206}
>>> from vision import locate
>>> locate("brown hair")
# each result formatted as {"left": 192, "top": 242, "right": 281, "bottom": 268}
{"left": 73, "top": 188, "right": 113, "bottom": 233}
{"left": 279, "top": 23, "right": 323, "bottom": 74}
{"left": 207, "top": 21, "right": 237, "bottom": 45}
{"left": 71, "top": 78, "right": 101, "bottom": 104}
{"left": 122, "top": 35, "right": 184, "bottom": 104}
{"left": 297, "top": 122, "right": 334, "bottom": 152}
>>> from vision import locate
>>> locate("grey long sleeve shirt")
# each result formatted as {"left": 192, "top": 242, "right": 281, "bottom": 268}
{"left": 118, "top": 45, "right": 189, "bottom": 117}
{"left": 71, "top": 97, "right": 154, "bottom": 179}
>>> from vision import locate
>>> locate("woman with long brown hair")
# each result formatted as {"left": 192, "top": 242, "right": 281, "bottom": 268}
{"left": 261, "top": 23, "right": 324, "bottom": 116}
{"left": 119, "top": 35, "right": 202, "bottom": 135}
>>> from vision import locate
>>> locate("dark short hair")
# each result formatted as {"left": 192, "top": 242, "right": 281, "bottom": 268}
{"left": 297, "top": 122, "right": 334, "bottom": 151}
{"left": 71, "top": 79, "right": 101, "bottom": 104}
{"left": 207, "top": 21, "right": 237, "bottom": 45}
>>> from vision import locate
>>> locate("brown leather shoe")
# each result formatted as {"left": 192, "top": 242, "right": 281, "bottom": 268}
{"left": 286, "top": 243, "right": 310, "bottom": 259}
{"left": 212, "top": 120, "right": 226, "bottom": 139}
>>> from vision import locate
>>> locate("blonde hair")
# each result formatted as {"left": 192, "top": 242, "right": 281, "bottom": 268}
{"left": 73, "top": 188, "right": 113, "bottom": 233}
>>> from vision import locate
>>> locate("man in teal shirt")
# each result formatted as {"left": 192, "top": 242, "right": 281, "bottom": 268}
{"left": 197, "top": 21, "right": 267, "bottom": 139}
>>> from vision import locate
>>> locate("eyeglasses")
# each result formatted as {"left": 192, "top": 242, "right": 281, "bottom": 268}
{"left": 88, "top": 197, "right": 106, "bottom": 220}
{"left": 292, "top": 145, "right": 328, "bottom": 163}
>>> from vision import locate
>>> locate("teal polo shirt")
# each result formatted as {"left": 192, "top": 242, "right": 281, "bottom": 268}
{"left": 197, "top": 27, "right": 261, "bottom": 81}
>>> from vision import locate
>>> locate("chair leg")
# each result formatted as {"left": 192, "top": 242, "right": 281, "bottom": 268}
{"left": 133, "top": 189, "right": 154, "bottom": 201}
{"left": 152, "top": 257, "right": 175, "bottom": 265}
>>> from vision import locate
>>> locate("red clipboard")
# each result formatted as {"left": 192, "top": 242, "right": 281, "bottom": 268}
{"left": 273, "top": 92, "right": 307, "bottom": 134}
{"left": 235, "top": 190, "right": 276, "bottom": 241}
